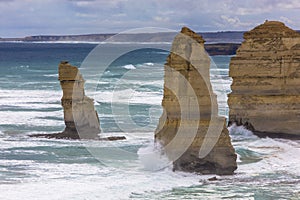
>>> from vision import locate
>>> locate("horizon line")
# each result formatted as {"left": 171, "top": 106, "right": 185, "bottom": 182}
{"left": 0, "top": 30, "right": 249, "bottom": 39}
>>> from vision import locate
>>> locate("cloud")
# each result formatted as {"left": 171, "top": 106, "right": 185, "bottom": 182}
{"left": 217, "top": 15, "right": 253, "bottom": 29}
{"left": 277, "top": 0, "right": 300, "bottom": 9}
{"left": 0, "top": 0, "right": 300, "bottom": 37}
{"left": 279, "top": 16, "right": 295, "bottom": 25}
{"left": 153, "top": 16, "right": 170, "bottom": 23}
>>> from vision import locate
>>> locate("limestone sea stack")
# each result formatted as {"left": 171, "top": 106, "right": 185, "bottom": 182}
{"left": 32, "top": 62, "right": 101, "bottom": 139}
{"left": 155, "top": 27, "right": 237, "bottom": 175}
{"left": 228, "top": 21, "right": 300, "bottom": 138}
{"left": 58, "top": 61, "right": 100, "bottom": 139}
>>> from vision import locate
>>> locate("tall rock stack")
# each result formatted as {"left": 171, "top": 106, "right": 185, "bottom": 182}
{"left": 228, "top": 21, "right": 300, "bottom": 138}
{"left": 155, "top": 27, "right": 237, "bottom": 175}
{"left": 58, "top": 61, "right": 100, "bottom": 139}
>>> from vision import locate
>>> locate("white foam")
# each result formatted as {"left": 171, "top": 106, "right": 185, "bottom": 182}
{"left": 0, "top": 127, "right": 299, "bottom": 199}
{"left": 92, "top": 89, "right": 163, "bottom": 105}
{"left": 144, "top": 62, "right": 154, "bottom": 66}
{"left": 155, "top": 51, "right": 169, "bottom": 55}
{"left": 122, "top": 64, "right": 136, "bottom": 70}
{"left": 0, "top": 89, "right": 62, "bottom": 104}
{"left": 43, "top": 74, "right": 57, "bottom": 77}
{"left": 19, "top": 65, "right": 30, "bottom": 69}
{"left": 138, "top": 141, "right": 171, "bottom": 171}
{"left": 0, "top": 110, "right": 63, "bottom": 126}
{"left": 0, "top": 167, "right": 200, "bottom": 200}
{"left": 237, "top": 138, "right": 300, "bottom": 175}
{"left": 228, "top": 123, "right": 256, "bottom": 139}
{"left": 210, "top": 68, "right": 229, "bottom": 72}
{"left": 0, "top": 134, "right": 201, "bottom": 200}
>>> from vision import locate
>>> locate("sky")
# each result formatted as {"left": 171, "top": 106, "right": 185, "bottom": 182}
{"left": 0, "top": 0, "right": 300, "bottom": 37}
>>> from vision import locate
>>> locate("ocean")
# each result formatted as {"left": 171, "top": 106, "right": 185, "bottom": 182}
{"left": 0, "top": 42, "right": 299, "bottom": 200}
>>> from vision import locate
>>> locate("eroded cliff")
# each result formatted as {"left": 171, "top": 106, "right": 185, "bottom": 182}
{"left": 228, "top": 21, "right": 300, "bottom": 138}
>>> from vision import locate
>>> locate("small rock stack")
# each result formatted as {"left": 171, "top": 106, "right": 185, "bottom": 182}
{"left": 58, "top": 61, "right": 100, "bottom": 139}
{"left": 155, "top": 27, "right": 237, "bottom": 175}
{"left": 228, "top": 21, "right": 300, "bottom": 137}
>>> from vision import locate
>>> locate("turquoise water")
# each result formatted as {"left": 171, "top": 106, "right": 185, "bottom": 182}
{"left": 0, "top": 42, "right": 299, "bottom": 199}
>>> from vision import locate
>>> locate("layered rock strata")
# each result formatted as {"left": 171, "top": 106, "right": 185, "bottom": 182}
{"left": 58, "top": 61, "right": 101, "bottom": 139}
{"left": 228, "top": 21, "right": 300, "bottom": 138}
{"left": 155, "top": 27, "right": 237, "bottom": 175}
{"left": 31, "top": 62, "right": 126, "bottom": 140}
{"left": 33, "top": 62, "right": 101, "bottom": 139}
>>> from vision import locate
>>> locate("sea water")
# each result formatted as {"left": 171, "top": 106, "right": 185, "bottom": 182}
{"left": 0, "top": 42, "right": 299, "bottom": 200}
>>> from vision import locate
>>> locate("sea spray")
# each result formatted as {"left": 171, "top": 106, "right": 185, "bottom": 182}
{"left": 137, "top": 141, "right": 171, "bottom": 171}
{"left": 228, "top": 123, "right": 258, "bottom": 141}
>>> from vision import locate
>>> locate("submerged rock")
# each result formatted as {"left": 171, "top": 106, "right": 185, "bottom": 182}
{"left": 228, "top": 21, "right": 300, "bottom": 138}
{"left": 155, "top": 27, "right": 237, "bottom": 175}
{"left": 208, "top": 176, "right": 218, "bottom": 181}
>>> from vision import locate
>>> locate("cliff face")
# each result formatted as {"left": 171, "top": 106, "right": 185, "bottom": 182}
{"left": 155, "top": 27, "right": 237, "bottom": 175}
{"left": 57, "top": 61, "right": 100, "bottom": 139}
{"left": 228, "top": 21, "right": 300, "bottom": 137}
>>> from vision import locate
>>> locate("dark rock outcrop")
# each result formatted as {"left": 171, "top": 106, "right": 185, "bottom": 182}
{"left": 155, "top": 27, "right": 237, "bottom": 175}
{"left": 228, "top": 21, "right": 300, "bottom": 138}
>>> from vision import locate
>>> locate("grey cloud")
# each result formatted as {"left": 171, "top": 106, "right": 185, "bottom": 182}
{"left": 0, "top": 0, "right": 299, "bottom": 37}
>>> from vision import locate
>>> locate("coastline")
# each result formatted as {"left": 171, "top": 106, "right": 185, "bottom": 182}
{"left": 0, "top": 41, "right": 240, "bottom": 56}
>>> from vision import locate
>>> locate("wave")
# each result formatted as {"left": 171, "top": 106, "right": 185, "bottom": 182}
{"left": 210, "top": 68, "right": 229, "bottom": 72}
{"left": 19, "top": 65, "right": 30, "bottom": 69}
{"left": 121, "top": 64, "right": 136, "bottom": 70}
{"left": 0, "top": 89, "right": 62, "bottom": 127}
{"left": 4, "top": 75, "right": 22, "bottom": 78}
{"left": 43, "top": 74, "right": 57, "bottom": 77}
{"left": 154, "top": 51, "right": 169, "bottom": 55}
{"left": 236, "top": 137, "right": 300, "bottom": 175}
{"left": 0, "top": 89, "right": 61, "bottom": 103}
{"left": 138, "top": 141, "right": 170, "bottom": 171}
{"left": 135, "top": 62, "right": 158, "bottom": 68}
{"left": 92, "top": 89, "right": 163, "bottom": 105}
{"left": 144, "top": 62, "right": 154, "bottom": 66}
{"left": 0, "top": 110, "right": 63, "bottom": 127}
{"left": 228, "top": 123, "right": 257, "bottom": 141}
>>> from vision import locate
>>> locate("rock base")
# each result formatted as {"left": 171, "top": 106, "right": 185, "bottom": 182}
{"left": 29, "top": 130, "right": 126, "bottom": 141}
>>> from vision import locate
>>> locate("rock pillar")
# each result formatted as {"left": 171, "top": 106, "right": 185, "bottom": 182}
{"left": 155, "top": 27, "right": 237, "bottom": 175}
{"left": 58, "top": 61, "right": 100, "bottom": 139}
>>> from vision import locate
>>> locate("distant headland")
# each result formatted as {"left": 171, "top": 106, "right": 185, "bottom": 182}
{"left": 0, "top": 31, "right": 249, "bottom": 55}
{"left": 2, "top": 29, "right": 299, "bottom": 56}
{"left": 0, "top": 31, "right": 245, "bottom": 43}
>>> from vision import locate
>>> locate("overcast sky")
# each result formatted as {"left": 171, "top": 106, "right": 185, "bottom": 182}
{"left": 0, "top": 0, "right": 300, "bottom": 37}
